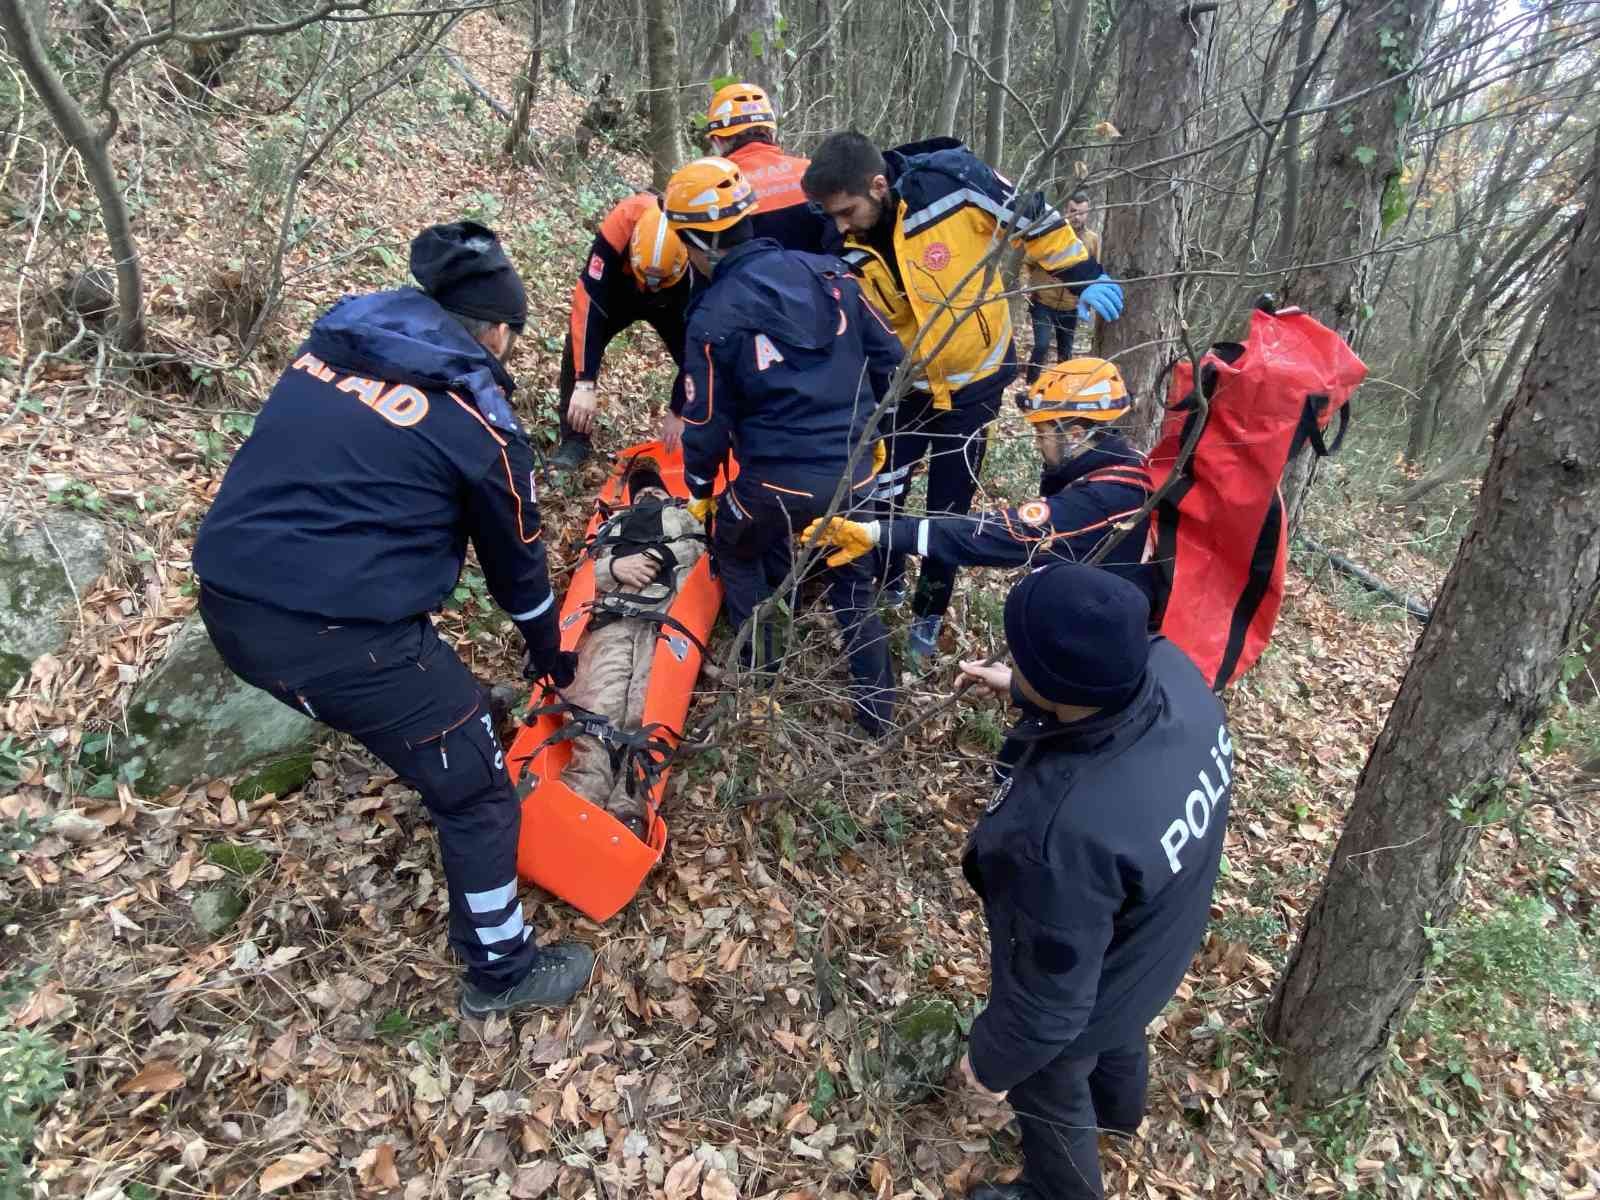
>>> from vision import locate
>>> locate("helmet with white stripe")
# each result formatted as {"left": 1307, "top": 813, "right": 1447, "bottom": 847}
{"left": 627, "top": 202, "right": 688, "bottom": 291}
{"left": 1022, "top": 357, "right": 1131, "bottom": 425}
{"left": 706, "top": 83, "right": 777, "bottom": 136}
{"left": 664, "top": 157, "right": 759, "bottom": 235}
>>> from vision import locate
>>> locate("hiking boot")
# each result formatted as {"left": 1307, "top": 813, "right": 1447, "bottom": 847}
{"left": 907, "top": 615, "right": 941, "bottom": 665}
{"left": 459, "top": 942, "right": 595, "bottom": 1018}
{"left": 549, "top": 439, "right": 592, "bottom": 471}
{"left": 617, "top": 812, "right": 648, "bottom": 841}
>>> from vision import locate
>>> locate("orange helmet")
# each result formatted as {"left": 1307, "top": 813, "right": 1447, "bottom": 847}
{"left": 627, "top": 202, "right": 688, "bottom": 291}
{"left": 1022, "top": 358, "right": 1132, "bottom": 425}
{"left": 706, "top": 82, "right": 777, "bottom": 136}
{"left": 663, "top": 157, "right": 759, "bottom": 234}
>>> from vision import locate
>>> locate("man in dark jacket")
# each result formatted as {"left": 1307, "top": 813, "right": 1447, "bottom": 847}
{"left": 801, "top": 358, "right": 1153, "bottom": 611}
{"left": 801, "top": 132, "right": 1125, "bottom": 659}
{"left": 955, "top": 563, "right": 1232, "bottom": 1200}
{"left": 193, "top": 222, "right": 593, "bottom": 1019}
{"left": 554, "top": 193, "right": 694, "bottom": 469}
{"left": 665, "top": 156, "right": 903, "bottom": 735}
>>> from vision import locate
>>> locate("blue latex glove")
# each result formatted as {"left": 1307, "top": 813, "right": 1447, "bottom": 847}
{"left": 1076, "top": 303, "right": 1090, "bottom": 322}
{"left": 1077, "top": 274, "right": 1124, "bottom": 321}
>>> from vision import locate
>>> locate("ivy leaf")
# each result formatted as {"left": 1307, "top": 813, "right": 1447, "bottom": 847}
{"left": 748, "top": 30, "right": 765, "bottom": 58}
{"left": 1353, "top": 145, "right": 1378, "bottom": 167}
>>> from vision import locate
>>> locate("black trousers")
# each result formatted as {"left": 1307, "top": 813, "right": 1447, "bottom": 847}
{"left": 1007, "top": 1036, "right": 1149, "bottom": 1200}
{"left": 198, "top": 586, "right": 539, "bottom": 992}
{"left": 713, "top": 471, "right": 895, "bottom": 734}
{"left": 557, "top": 303, "right": 689, "bottom": 447}
{"left": 877, "top": 361, "right": 1012, "bottom": 620}
{"left": 1026, "top": 301, "right": 1079, "bottom": 385}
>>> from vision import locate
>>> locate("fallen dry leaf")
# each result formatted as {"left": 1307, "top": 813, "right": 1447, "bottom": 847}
{"left": 510, "top": 1160, "right": 560, "bottom": 1199}
{"left": 702, "top": 1169, "right": 739, "bottom": 1200}
{"left": 664, "top": 1154, "right": 703, "bottom": 1200}
{"left": 259, "top": 1149, "right": 331, "bottom": 1193}
{"left": 117, "top": 1059, "right": 187, "bottom": 1095}
{"left": 355, "top": 1142, "right": 400, "bottom": 1189}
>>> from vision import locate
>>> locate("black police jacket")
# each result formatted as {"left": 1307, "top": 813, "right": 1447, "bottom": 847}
{"left": 193, "top": 289, "right": 559, "bottom": 655}
{"left": 964, "top": 638, "right": 1232, "bottom": 1092}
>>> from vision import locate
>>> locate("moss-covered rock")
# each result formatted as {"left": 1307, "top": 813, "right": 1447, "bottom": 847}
{"left": 206, "top": 841, "right": 270, "bottom": 876}
{"left": 233, "top": 752, "right": 314, "bottom": 802}
{"left": 880, "top": 996, "right": 964, "bottom": 1102}
{"left": 0, "top": 514, "right": 110, "bottom": 690}
{"left": 118, "top": 613, "right": 315, "bottom": 796}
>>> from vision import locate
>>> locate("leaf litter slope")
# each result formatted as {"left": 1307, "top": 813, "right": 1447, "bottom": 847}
{"left": 3, "top": 13, "right": 1599, "bottom": 1200}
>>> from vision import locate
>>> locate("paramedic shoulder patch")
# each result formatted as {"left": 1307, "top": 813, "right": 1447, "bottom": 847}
{"left": 921, "top": 242, "right": 951, "bottom": 271}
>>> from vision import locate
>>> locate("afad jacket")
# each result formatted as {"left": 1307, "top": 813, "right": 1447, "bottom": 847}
{"left": 839, "top": 138, "right": 1104, "bottom": 410}
{"left": 726, "top": 140, "right": 830, "bottom": 254}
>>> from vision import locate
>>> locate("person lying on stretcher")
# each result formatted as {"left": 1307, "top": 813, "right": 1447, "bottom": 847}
{"left": 560, "top": 462, "right": 707, "bottom": 837}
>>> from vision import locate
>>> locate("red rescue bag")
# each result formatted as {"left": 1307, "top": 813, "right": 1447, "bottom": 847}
{"left": 1146, "top": 304, "right": 1367, "bottom": 689}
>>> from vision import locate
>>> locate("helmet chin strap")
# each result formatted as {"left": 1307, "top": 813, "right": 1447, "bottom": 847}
{"left": 683, "top": 229, "right": 727, "bottom": 268}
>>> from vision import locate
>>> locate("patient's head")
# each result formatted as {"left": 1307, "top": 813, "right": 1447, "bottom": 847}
{"left": 625, "top": 461, "right": 667, "bottom": 503}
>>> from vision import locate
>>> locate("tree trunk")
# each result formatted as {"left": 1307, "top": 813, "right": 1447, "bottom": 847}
{"left": 1, "top": 1, "right": 145, "bottom": 351}
{"left": 553, "top": 0, "right": 575, "bottom": 72}
{"left": 503, "top": 2, "right": 544, "bottom": 160}
{"left": 1264, "top": 138, "right": 1600, "bottom": 1106}
{"left": 982, "top": 0, "right": 1014, "bottom": 168}
{"left": 1094, "top": 1, "right": 1210, "bottom": 447}
{"left": 933, "top": 0, "right": 973, "bottom": 139}
{"left": 1271, "top": 0, "right": 1318, "bottom": 268}
{"left": 733, "top": 0, "right": 784, "bottom": 105}
{"left": 1042, "top": 0, "right": 1088, "bottom": 185}
{"left": 814, "top": 0, "right": 837, "bottom": 133}
{"left": 1277, "top": 0, "right": 1429, "bottom": 523}
{"left": 645, "top": 0, "right": 683, "bottom": 190}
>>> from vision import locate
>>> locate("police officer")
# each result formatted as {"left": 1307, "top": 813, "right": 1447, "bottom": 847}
{"left": 802, "top": 358, "right": 1153, "bottom": 605}
{"left": 665, "top": 157, "right": 902, "bottom": 735}
{"left": 704, "top": 82, "right": 829, "bottom": 253}
{"left": 954, "top": 563, "right": 1232, "bottom": 1200}
{"left": 800, "top": 132, "right": 1126, "bottom": 660}
{"left": 193, "top": 222, "right": 594, "bottom": 1019}
{"left": 554, "top": 194, "right": 694, "bottom": 469}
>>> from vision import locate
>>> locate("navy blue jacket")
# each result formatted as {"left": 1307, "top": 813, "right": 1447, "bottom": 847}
{"left": 965, "top": 639, "right": 1232, "bottom": 1092}
{"left": 194, "top": 290, "right": 558, "bottom": 654}
{"left": 680, "top": 238, "right": 903, "bottom": 498}
{"left": 882, "top": 434, "right": 1154, "bottom": 596}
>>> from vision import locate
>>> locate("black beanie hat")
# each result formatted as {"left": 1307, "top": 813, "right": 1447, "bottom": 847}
{"left": 1003, "top": 562, "right": 1151, "bottom": 709}
{"left": 410, "top": 221, "right": 528, "bottom": 333}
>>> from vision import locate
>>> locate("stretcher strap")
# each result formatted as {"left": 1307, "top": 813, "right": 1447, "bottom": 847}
{"left": 522, "top": 699, "right": 679, "bottom": 804}
{"left": 585, "top": 594, "right": 712, "bottom": 660}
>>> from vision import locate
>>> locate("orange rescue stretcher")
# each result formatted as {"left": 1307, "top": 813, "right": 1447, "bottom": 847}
{"left": 507, "top": 440, "right": 733, "bottom": 921}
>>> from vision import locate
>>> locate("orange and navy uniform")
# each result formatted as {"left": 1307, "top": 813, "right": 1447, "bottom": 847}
{"left": 568, "top": 192, "right": 694, "bottom": 411}
{"left": 878, "top": 435, "right": 1154, "bottom": 597}
{"left": 725, "top": 140, "right": 830, "bottom": 253}
{"left": 194, "top": 289, "right": 559, "bottom": 656}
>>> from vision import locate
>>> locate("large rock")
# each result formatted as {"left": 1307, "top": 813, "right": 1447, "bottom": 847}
{"left": 120, "top": 613, "right": 315, "bottom": 796}
{"left": 879, "top": 996, "right": 964, "bottom": 1102}
{"left": 0, "top": 513, "right": 110, "bottom": 690}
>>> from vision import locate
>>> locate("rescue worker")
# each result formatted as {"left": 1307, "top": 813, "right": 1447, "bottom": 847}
{"left": 1023, "top": 191, "right": 1102, "bottom": 383}
{"left": 561, "top": 461, "right": 707, "bottom": 833}
{"left": 800, "top": 132, "right": 1126, "bottom": 660}
{"left": 704, "top": 82, "right": 829, "bottom": 252}
{"left": 955, "top": 563, "right": 1232, "bottom": 1200}
{"left": 666, "top": 156, "right": 902, "bottom": 735}
{"left": 802, "top": 359, "right": 1153, "bottom": 606}
{"left": 552, "top": 193, "right": 693, "bottom": 470}
{"left": 193, "top": 222, "right": 594, "bottom": 1019}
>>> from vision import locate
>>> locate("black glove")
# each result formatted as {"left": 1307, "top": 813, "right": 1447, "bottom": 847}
{"left": 523, "top": 646, "right": 578, "bottom": 689}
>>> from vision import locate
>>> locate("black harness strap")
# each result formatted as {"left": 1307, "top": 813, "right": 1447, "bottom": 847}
{"left": 522, "top": 698, "right": 680, "bottom": 802}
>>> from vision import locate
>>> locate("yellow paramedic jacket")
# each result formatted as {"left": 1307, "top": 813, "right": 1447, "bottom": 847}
{"left": 839, "top": 138, "right": 1105, "bottom": 410}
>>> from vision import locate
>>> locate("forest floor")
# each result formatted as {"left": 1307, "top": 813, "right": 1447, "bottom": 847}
{"left": 3, "top": 13, "right": 1599, "bottom": 1200}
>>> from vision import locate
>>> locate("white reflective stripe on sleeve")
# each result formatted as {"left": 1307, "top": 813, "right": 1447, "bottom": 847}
{"left": 475, "top": 905, "right": 525, "bottom": 946}
{"left": 916, "top": 520, "right": 930, "bottom": 557}
{"left": 464, "top": 879, "right": 517, "bottom": 914}
{"left": 485, "top": 928, "right": 532, "bottom": 962}
{"left": 510, "top": 594, "right": 554, "bottom": 622}
{"left": 686, "top": 471, "right": 710, "bottom": 486}
{"left": 902, "top": 187, "right": 1013, "bottom": 236}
